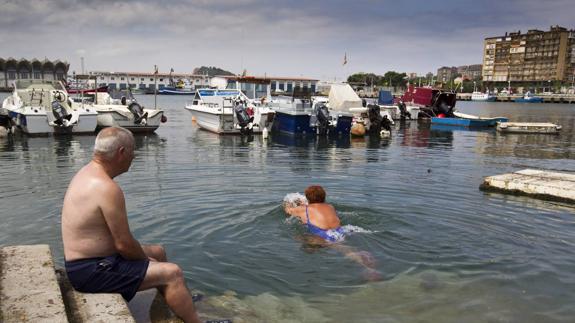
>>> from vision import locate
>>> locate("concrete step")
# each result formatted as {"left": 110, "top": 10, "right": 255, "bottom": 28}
{"left": 480, "top": 169, "right": 575, "bottom": 203}
{"left": 0, "top": 245, "right": 69, "bottom": 322}
{"left": 56, "top": 269, "right": 135, "bottom": 323}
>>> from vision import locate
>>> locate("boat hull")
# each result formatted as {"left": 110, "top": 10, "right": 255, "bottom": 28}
{"left": 514, "top": 97, "right": 543, "bottom": 103}
{"left": 8, "top": 110, "right": 98, "bottom": 135}
{"left": 272, "top": 111, "right": 314, "bottom": 135}
{"left": 95, "top": 108, "right": 163, "bottom": 133}
{"left": 431, "top": 117, "right": 508, "bottom": 127}
{"left": 158, "top": 88, "right": 195, "bottom": 95}
{"left": 185, "top": 106, "right": 273, "bottom": 134}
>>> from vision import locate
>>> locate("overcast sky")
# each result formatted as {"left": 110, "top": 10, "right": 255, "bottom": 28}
{"left": 1, "top": 0, "right": 573, "bottom": 80}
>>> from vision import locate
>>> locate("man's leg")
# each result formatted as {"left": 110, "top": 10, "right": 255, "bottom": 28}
{"left": 143, "top": 244, "right": 167, "bottom": 262}
{"left": 139, "top": 261, "right": 200, "bottom": 323}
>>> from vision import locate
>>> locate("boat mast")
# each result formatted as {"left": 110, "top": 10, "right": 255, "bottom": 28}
{"left": 154, "top": 65, "right": 158, "bottom": 110}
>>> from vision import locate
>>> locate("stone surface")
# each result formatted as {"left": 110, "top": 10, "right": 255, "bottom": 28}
{"left": 56, "top": 268, "right": 135, "bottom": 323}
{"left": 0, "top": 245, "right": 69, "bottom": 322}
{"left": 481, "top": 169, "right": 575, "bottom": 203}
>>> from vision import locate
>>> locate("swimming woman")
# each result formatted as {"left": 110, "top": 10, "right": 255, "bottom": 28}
{"left": 284, "top": 185, "right": 380, "bottom": 279}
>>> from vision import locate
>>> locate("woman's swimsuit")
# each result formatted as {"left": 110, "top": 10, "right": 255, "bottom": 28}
{"left": 306, "top": 206, "right": 345, "bottom": 242}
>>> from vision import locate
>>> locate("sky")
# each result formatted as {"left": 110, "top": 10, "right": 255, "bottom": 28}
{"left": 1, "top": 0, "right": 573, "bottom": 81}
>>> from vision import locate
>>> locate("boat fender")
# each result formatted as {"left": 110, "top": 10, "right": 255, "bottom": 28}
{"left": 161, "top": 115, "right": 168, "bottom": 123}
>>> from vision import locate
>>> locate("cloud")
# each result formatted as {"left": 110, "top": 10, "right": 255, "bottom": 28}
{"left": 0, "top": 0, "right": 572, "bottom": 79}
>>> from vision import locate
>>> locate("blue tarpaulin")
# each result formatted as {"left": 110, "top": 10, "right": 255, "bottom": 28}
{"left": 378, "top": 90, "right": 393, "bottom": 105}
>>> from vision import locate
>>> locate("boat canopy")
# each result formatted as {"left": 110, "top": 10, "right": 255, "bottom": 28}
{"left": 378, "top": 90, "right": 393, "bottom": 105}
{"left": 329, "top": 84, "right": 362, "bottom": 112}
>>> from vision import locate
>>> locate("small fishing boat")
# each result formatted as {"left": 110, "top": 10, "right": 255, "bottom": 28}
{"left": 497, "top": 122, "right": 562, "bottom": 134}
{"left": 514, "top": 92, "right": 543, "bottom": 103}
{"left": 471, "top": 91, "right": 497, "bottom": 102}
{"left": 432, "top": 112, "right": 508, "bottom": 127}
{"left": 185, "top": 89, "right": 274, "bottom": 135}
{"left": 272, "top": 91, "right": 353, "bottom": 136}
{"left": 2, "top": 80, "right": 97, "bottom": 135}
{"left": 76, "top": 89, "right": 166, "bottom": 133}
{"left": 399, "top": 85, "right": 457, "bottom": 119}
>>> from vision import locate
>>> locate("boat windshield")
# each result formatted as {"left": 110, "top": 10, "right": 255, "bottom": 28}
{"left": 14, "top": 80, "right": 65, "bottom": 91}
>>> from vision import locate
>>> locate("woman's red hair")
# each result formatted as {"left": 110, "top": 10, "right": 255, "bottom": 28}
{"left": 305, "top": 185, "right": 326, "bottom": 203}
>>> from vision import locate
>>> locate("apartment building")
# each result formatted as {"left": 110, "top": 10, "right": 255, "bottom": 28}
{"left": 482, "top": 25, "right": 575, "bottom": 86}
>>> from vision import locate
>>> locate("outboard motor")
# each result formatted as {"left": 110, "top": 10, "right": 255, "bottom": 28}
{"left": 128, "top": 102, "right": 148, "bottom": 125}
{"left": 234, "top": 101, "right": 254, "bottom": 135}
{"left": 51, "top": 101, "right": 72, "bottom": 126}
{"left": 315, "top": 103, "right": 330, "bottom": 135}
{"left": 367, "top": 104, "right": 383, "bottom": 135}
{"left": 398, "top": 101, "right": 410, "bottom": 120}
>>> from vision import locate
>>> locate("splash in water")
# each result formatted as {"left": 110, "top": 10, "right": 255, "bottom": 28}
{"left": 283, "top": 192, "right": 308, "bottom": 209}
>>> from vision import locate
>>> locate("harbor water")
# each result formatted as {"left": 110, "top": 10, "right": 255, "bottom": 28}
{"left": 1, "top": 94, "right": 574, "bottom": 322}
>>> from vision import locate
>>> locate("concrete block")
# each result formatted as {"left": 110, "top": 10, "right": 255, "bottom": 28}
{"left": 480, "top": 169, "right": 575, "bottom": 203}
{"left": 0, "top": 244, "right": 68, "bottom": 322}
{"left": 56, "top": 269, "right": 135, "bottom": 323}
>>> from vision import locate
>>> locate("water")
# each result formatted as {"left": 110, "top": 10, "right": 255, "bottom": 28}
{"left": 1, "top": 94, "right": 575, "bottom": 322}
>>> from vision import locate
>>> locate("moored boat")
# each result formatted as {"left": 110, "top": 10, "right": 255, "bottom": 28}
{"left": 2, "top": 80, "right": 97, "bottom": 135}
{"left": 400, "top": 85, "right": 457, "bottom": 118}
{"left": 184, "top": 88, "right": 274, "bottom": 135}
{"left": 471, "top": 91, "right": 497, "bottom": 102}
{"left": 514, "top": 92, "right": 543, "bottom": 103}
{"left": 77, "top": 90, "right": 165, "bottom": 133}
{"left": 432, "top": 111, "right": 508, "bottom": 127}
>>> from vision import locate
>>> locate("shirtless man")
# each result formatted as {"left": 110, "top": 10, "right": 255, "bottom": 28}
{"left": 61, "top": 127, "right": 201, "bottom": 323}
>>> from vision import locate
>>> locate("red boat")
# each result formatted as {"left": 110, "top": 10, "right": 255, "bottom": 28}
{"left": 66, "top": 85, "right": 109, "bottom": 94}
{"left": 398, "top": 85, "right": 457, "bottom": 118}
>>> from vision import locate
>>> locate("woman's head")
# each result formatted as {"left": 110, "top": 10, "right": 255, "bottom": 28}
{"left": 305, "top": 185, "right": 326, "bottom": 204}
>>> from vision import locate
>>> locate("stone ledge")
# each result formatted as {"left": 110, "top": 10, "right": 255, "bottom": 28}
{"left": 0, "top": 244, "right": 69, "bottom": 322}
{"left": 56, "top": 268, "right": 135, "bottom": 323}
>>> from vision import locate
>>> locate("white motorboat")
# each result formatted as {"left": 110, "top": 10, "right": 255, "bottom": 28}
{"left": 471, "top": 91, "right": 497, "bottom": 102}
{"left": 184, "top": 89, "right": 274, "bottom": 134}
{"left": 1, "top": 80, "right": 97, "bottom": 135}
{"left": 497, "top": 122, "right": 562, "bottom": 134}
{"left": 329, "top": 83, "right": 392, "bottom": 137}
{"left": 74, "top": 90, "right": 165, "bottom": 133}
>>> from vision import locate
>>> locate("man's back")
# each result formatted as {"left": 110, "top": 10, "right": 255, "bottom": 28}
{"left": 62, "top": 162, "right": 118, "bottom": 261}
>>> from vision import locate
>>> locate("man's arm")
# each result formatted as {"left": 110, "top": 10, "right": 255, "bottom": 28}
{"left": 100, "top": 184, "right": 147, "bottom": 260}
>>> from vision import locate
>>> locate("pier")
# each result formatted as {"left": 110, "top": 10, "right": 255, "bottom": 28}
{"left": 480, "top": 169, "right": 575, "bottom": 203}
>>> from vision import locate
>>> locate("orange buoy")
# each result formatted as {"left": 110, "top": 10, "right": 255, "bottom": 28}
{"left": 350, "top": 123, "right": 366, "bottom": 137}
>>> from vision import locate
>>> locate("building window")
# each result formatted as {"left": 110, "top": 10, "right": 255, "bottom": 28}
{"left": 20, "top": 73, "right": 29, "bottom": 79}
{"left": 131, "top": 77, "right": 135, "bottom": 81}
{"left": 159, "top": 78, "right": 163, "bottom": 81}
{"left": 120, "top": 83, "right": 127, "bottom": 89}
{"left": 279, "top": 83, "right": 285, "bottom": 91}
{"left": 150, "top": 78, "right": 153, "bottom": 81}
{"left": 120, "top": 77, "right": 125, "bottom": 81}
{"left": 34, "top": 72, "right": 41, "bottom": 79}
{"left": 100, "top": 77, "right": 105, "bottom": 80}
{"left": 111, "top": 77, "right": 115, "bottom": 80}
{"left": 141, "top": 78, "right": 144, "bottom": 81}
{"left": 287, "top": 83, "right": 293, "bottom": 92}
{"left": 8, "top": 72, "right": 16, "bottom": 79}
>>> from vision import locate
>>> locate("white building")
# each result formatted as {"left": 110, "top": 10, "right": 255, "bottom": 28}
{"left": 88, "top": 71, "right": 211, "bottom": 91}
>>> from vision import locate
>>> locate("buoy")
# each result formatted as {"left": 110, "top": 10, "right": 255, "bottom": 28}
{"left": 350, "top": 123, "right": 366, "bottom": 137}
{"left": 262, "top": 127, "right": 269, "bottom": 139}
{"left": 380, "top": 129, "right": 391, "bottom": 138}
{"left": 161, "top": 115, "right": 168, "bottom": 123}
{"left": 437, "top": 113, "right": 446, "bottom": 118}
{"left": 191, "top": 116, "right": 196, "bottom": 122}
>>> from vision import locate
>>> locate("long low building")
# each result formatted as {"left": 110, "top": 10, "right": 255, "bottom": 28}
{"left": 0, "top": 58, "right": 69, "bottom": 89}
{"left": 88, "top": 71, "right": 319, "bottom": 93}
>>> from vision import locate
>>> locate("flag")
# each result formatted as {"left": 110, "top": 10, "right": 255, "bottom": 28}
{"left": 154, "top": 65, "right": 158, "bottom": 75}
{"left": 170, "top": 68, "right": 174, "bottom": 73}
{"left": 343, "top": 52, "right": 347, "bottom": 66}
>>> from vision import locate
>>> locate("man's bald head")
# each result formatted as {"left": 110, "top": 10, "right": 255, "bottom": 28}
{"left": 94, "top": 127, "right": 134, "bottom": 160}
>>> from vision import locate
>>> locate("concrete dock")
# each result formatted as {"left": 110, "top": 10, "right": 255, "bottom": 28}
{"left": 480, "top": 169, "right": 575, "bottom": 203}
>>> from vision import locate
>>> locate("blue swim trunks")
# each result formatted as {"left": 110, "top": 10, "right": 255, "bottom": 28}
{"left": 65, "top": 254, "right": 149, "bottom": 301}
